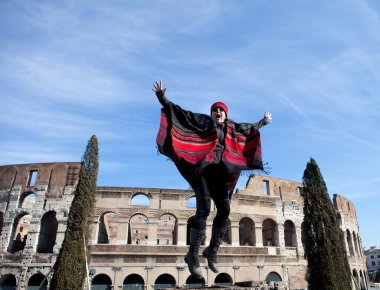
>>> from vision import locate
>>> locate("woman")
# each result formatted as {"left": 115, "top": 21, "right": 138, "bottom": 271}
{"left": 153, "top": 81, "right": 271, "bottom": 278}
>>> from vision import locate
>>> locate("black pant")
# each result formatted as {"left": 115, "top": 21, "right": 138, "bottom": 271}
{"left": 188, "top": 164, "right": 233, "bottom": 231}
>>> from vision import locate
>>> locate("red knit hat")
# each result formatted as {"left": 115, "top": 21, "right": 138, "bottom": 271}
{"left": 210, "top": 102, "right": 228, "bottom": 116}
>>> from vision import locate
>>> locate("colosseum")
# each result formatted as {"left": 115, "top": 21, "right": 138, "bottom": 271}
{"left": 0, "top": 162, "right": 368, "bottom": 289}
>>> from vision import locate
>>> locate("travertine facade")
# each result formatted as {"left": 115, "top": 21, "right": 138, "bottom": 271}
{"left": 0, "top": 162, "right": 368, "bottom": 289}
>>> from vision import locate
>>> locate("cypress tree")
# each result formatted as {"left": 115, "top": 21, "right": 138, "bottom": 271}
{"left": 50, "top": 135, "right": 99, "bottom": 290}
{"left": 302, "top": 158, "right": 352, "bottom": 290}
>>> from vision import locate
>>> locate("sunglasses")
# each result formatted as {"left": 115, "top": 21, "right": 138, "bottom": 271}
{"left": 212, "top": 107, "right": 225, "bottom": 112}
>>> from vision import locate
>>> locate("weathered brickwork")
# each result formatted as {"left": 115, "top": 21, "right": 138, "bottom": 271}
{"left": 0, "top": 162, "right": 368, "bottom": 290}
{"left": 0, "top": 162, "right": 80, "bottom": 289}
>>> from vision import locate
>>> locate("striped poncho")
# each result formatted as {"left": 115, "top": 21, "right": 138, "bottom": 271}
{"left": 156, "top": 101, "right": 263, "bottom": 191}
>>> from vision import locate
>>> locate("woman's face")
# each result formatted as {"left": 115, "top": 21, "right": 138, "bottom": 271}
{"left": 211, "top": 107, "right": 226, "bottom": 123}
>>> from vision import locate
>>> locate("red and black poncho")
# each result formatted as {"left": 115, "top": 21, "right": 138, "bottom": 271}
{"left": 156, "top": 101, "right": 263, "bottom": 192}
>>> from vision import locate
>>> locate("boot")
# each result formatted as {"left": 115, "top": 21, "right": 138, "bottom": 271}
{"left": 202, "top": 226, "right": 226, "bottom": 273}
{"left": 184, "top": 227, "right": 205, "bottom": 278}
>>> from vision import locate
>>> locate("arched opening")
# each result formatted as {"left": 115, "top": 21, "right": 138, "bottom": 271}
{"left": 28, "top": 273, "right": 47, "bottom": 289}
{"left": 186, "top": 216, "right": 205, "bottom": 245}
{"left": 214, "top": 273, "right": 233, "bottom": 286}
{"left": 265, "top": 272, "right": 282, "bottom": 283}
{"left": 37, "top": 211, "right": 58, "bottom": 253}
{"left": 284, "top": 220, "right": 297, "bottom": 247}
{"left": 187, "top": 196, "right": 196, "bottom": 208}
{"left": 130, "top": 193, "right": 150, "bottom": 206}
{"left": 222, "top": 219, "right": 232, "bottom": 245}
{"left": 18, "top": 192, "right": 36, "bottom": 208}
{"left": 154, "top": 274, "right": 175, "bottom": 290}
{"left": 129, "top": 214, "right": 149, "bottom": 245}
{"left": 92, "top": 274, "right": 112, "bottom": 290}
{"left": 0, "top": 274, "right": 17, "bottom": 289}
{"left": 346, "top": 230, "right": 355, "bottom": 256}
{"left": 97, "top": 212, "right": 116, "bottom": 244}
{"left": 123, "top": 274, "right": 144, "bottom": 290}
{"left": 185, "top": 275, "right": 205, "bottom": 288}
{"left": 262, "top": 219, "right": 278, "bottom": 246}
{"left": 158, "top": 214, "right": 177, "bottom": 245}
{"left": 8, "top": 212, "right": 31, "bottom": 253}
{"left": 239, "top": 217, "right": 255, "bottom": 246}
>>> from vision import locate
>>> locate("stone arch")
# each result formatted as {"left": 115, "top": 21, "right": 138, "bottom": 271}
{"left": 346, "top": 229, "right": 355, "bottom": 256}
{"left": 185, "top": 275, "right": 205, "bottom": 288}
{"left": 28, "top": 273, "right": 47, "bottom": 288}
{"left": 97, "top": 211, "right": 117, "bottom": 244}
{"left": 8, "top": 212, "right": 31, "bottom": 253}
{"left": 130, "top": 193, "right": 151, "bottom": 206}
{"left": 123, "top": 274, "right": 144, "bottom": 290}
{"left": 0, "top": 273, "right": 17, "bottom": 288}
{"left": 262, "top": 218, "right": 278, "bottom": 246}
{"left": 214, "top": 273, "right": 233, "bottom": 286}
{"left": 239, "top": 217, "right": 255, "bottom": 246}
{"left": 37, "top": 211, "right": 58, "bottom": 253}
{"left": 154, "top": 274, "right": 176, "bottom": 290}
{"left": 92, "top": 274, "right": 112, "bottom": 289}
{"left": 222, "top": 219, "right": 232, "bottom": 245}
{"left": 186, "top": 216, "right": 205, "bottom": 245}
{"left": 186, "top": 196, "right": 196, "bottom": 208}
{"left": 129, "top": 214, "right": 149, "bottom": 245}
{"left": 265, "top": 271, "right": 282, "bottom": 283}
{"left": 158, "top": 213, "right": 178, "bottom": 245}
{"left": 18, "top": 191, "right": 36, "bottom": 208}
{"left": 0, "top": 211, "right": 3, "bottom": 237}
{"left": 284, "top": 220, "right": 297, "bottom": 247}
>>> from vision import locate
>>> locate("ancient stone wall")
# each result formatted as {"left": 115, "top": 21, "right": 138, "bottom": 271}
{"left": 0, "top": 166, "right": 369, "bottom": 290}
{"left": 0, "top": 162, "right": 80, "bottom": 289}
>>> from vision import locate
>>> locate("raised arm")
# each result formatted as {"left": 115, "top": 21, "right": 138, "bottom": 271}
{"left": 253, "top": 112, "right": 272, "bottom": 129}
{"left": 152, "top": 80, "right": 170, "bottom": 108}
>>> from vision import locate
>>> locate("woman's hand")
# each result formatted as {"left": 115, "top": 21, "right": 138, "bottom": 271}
{"left": 264, "top": 112, "right": 272, "bottom": 123}
{"left": 152, "top": 80, "right": 166, "bottom": 95}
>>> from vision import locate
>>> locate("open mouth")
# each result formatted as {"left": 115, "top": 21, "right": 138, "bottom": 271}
{"left": 215, "top": 113, "right": 221, "bottom": 119}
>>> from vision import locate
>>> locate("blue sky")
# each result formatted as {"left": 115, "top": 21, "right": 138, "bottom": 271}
{"left": 1, "top": 0, "right": 379, "bottom": 248}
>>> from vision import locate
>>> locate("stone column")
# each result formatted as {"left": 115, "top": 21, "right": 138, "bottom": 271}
{"left": 277, "top": 224, "right": 284, "bottom": 248}
{"left": 177, "top": 221, "right": 188, "bottom": 246}
{"left": 205, "top": 222, "right": 212, "bottom": 246}
{"left": 343, "top": 230, "right": 350, "bottom": 255}
{"left": 28, "top": 216, "right": 41, "bottom": 252}
{"left": 176, "top": 266, "right": 186, "bottom": 287}
{"left": 231, "top": 221, "right": 240, "bottom": 246}
{"left": 255, "top": 223, "right": 263, "bottom": 247}
{"left": 116, "top": 219, "right": 129, "bottom": 245}
{"left": 0, "top": 220, "right": 13, "bottom": 252}
{"left": 295, "top": 226, "right": 304, "bottom": 257}
{"left": 88, "top": 219, "right": 99, "bottom": 244}
{"left": 111, "top": 266, "right": 122, "bottom": 290}
{"left": 147, "top": 220, "right": 158, "bottom": 246}
{"left": 55, "top": 217, "right": 69, "bottom": 250}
